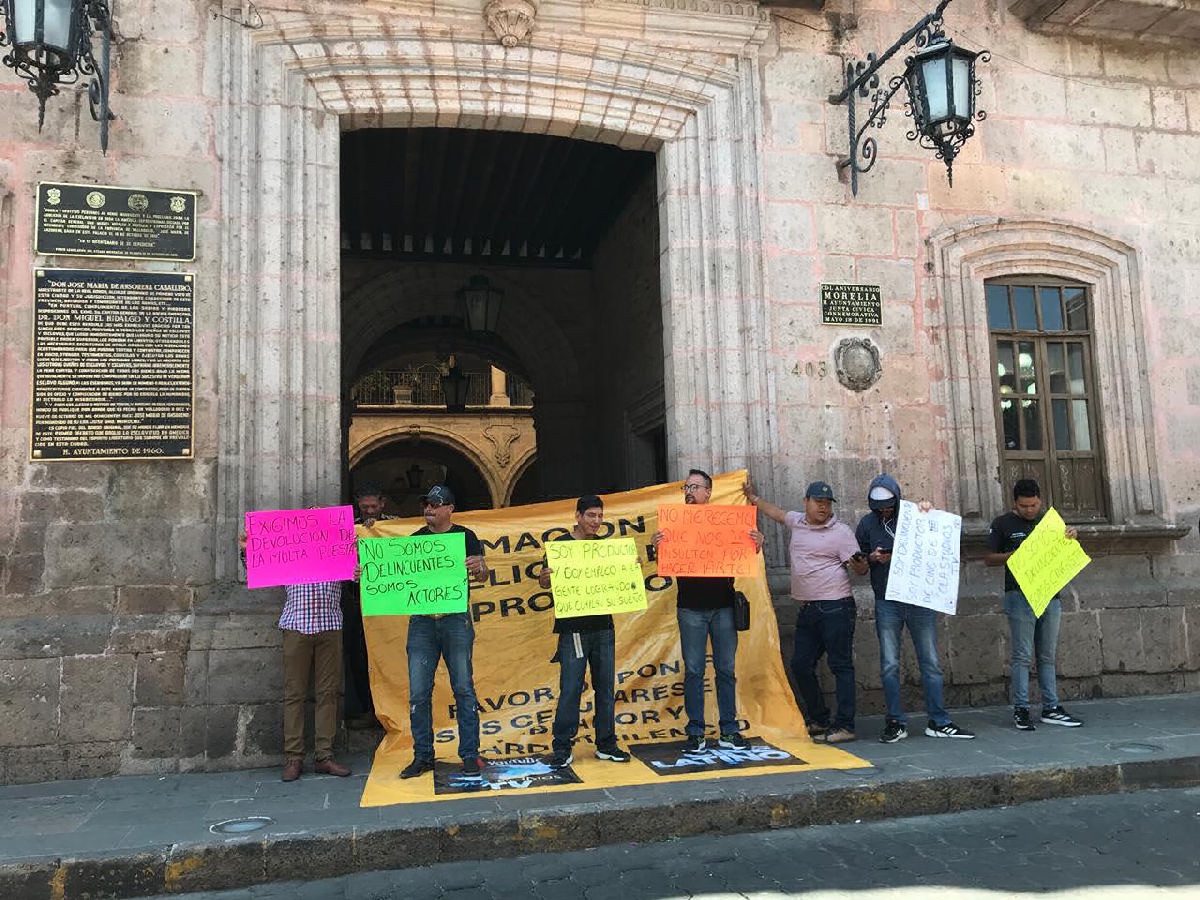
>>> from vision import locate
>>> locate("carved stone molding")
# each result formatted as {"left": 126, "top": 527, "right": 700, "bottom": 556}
{"left": 833, "top": 338, "right": 882, "bottom": 392}
{"left": 484, "top": 0, "right": 538, "bottom": 47}
{"left": 483, "top": 423, "right": 521, "bottom": 467}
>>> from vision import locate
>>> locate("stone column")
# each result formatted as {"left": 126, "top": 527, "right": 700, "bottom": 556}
{"left": 214, "top": 19, "right": 343, "bottom": 583}
{"left": 489, "top": 366, "right": 511, "bottom": 407}
{"left": 658, "top": 60, "right": 779, "bottom": 551}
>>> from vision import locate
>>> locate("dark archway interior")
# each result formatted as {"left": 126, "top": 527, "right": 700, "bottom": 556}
{"left": 341, "top": 126, "right": 665, "bottom": 505}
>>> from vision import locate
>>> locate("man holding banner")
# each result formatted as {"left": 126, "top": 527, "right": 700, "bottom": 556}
{"left": 538, "top": 495, "right": 633, "bottom": 769}
{"left": 399, "top": 485, "right": 492, "bottom": 780}
{"left": 855, "top": 475, "right": 974, "bottom": 743}
{"left": 344, "top": 483, "right": 395, "bottom": 730}
{"left": 745, "top": 479, "right": 868, "bottom": 744}
{"left": 652, "top": 469, "right": 763, "bottom": 753}
{"left": 985, "top": 479, "right": 1084, "bottom": 731}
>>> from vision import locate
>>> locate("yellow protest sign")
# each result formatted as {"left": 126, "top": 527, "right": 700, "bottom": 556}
{"left": 546, "top": 538, "right": 647, "bottom": 618}
{"left": 1007, "top": 506, "right": 1091, "bottom": 617}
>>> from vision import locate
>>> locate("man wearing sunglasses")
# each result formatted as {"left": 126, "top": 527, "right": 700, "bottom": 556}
{"left": 399, "top": 485, "right": 491, "bottom": 781}
{"left": 652, "top": 469, "right": 763, "bottom": 753}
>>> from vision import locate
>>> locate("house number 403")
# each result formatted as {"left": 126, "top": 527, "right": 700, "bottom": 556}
{"left": 792, "top": 361, "right": 828, "bottom": 378}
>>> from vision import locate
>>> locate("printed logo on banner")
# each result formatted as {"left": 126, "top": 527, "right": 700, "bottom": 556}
{"left": 629, "top": 738, "right": 805, "bottom": 776}
{"left": 432, "top": 756, "right": 582, "bottom": 794}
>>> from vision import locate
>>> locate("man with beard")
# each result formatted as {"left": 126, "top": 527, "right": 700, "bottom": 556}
{"left": 344, "top": 483, "right": 394, "bottom": 729}
{"left": 652, "top": 469, "right": 762, "bottom": 753}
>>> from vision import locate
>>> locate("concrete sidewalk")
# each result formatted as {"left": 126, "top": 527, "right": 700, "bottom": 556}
{"left": 4, "top": 693, "right": 1200, "bottom": 900}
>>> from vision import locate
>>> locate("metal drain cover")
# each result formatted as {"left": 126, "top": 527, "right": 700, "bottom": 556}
{"left": 209, "top": 816, "right": 274, "bottom": 834}
{"left": 1107, "top": 742, "right": 1164, "bottom": 755}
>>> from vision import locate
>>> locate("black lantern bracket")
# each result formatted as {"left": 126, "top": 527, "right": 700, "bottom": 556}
{"left": 0, "top": 0, "right": 117, "bottom": 153}
{"left": 828, "top": 0, "right": 989, "bottom": 196}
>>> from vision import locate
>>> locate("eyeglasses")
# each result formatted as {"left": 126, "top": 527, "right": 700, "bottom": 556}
{"left": 420, "top": 500, "right": 444, "bottom": 509}
{"left": 681, "top": 484, "right": 708, "bottom": 493}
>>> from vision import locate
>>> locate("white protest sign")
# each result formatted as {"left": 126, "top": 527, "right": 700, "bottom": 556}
{"left": 883, "top": 500, "right": 962, "bottom": 615}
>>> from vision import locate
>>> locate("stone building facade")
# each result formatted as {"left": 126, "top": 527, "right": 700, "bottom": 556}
{"left": 1, "top": 0, "right": 1198, "bottom": 783}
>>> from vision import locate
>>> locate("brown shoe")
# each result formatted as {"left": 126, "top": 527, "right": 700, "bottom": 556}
{"left": 314, "top": 757, "right": 352, "bottom": 777}
{"left": 815, "top": 727, "right": 856, "bottom": 744}
{"left": 281, "top": 758, "right": 303, "bottom": 782}
{"left": 806, "top": 721, "right": 831, "bottom": 736}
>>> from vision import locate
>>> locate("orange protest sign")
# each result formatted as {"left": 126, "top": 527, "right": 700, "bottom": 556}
{"left": 655, "top": 503, "right": 758, "bottom": 577}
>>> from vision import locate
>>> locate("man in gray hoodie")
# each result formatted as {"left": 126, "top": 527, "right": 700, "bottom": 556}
{"left": 855, "top": 474, "right": 974, "bottom": 743}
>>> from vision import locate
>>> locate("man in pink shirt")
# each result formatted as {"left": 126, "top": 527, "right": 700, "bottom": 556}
{"left": 744, "top": 480, "right": 867, "bottom": 744}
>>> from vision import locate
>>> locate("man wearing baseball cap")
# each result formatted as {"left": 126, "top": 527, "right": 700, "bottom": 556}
{"left": 744, "top": 478, "right": 867, "bottom": 743}
{"left": 398, "top": 484, "right": 491, "bottom": 782}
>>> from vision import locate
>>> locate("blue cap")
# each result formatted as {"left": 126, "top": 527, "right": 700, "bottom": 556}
{"left": 805, "top": 481, "right": 837, "bottom": 502}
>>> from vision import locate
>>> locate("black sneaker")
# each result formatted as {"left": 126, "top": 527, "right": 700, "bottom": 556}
{"left": 925, "top": 720, "right": 976, "bottom": 739}
{"left": 460, "top": 756, "right": 486, "bottom": 780}
{"left": 682, "top": 735, "right": 707, "bottom": 754}
{"left": 1041, "top": 706, "right": 1083, "bottom": 727}
{"left": 879, "top": 719, "right": 908, "bottom": 744}
{"left": 399, "top": 757, "right": 435, "bottom": 779}
{"left": 718, "top": 732, "right": 748, "bottom": 749}
{"left": 549, "top": 749, "right": 573, "bottom": 769}
{"left": 595, "top": 745, "right": 631, "bottom": 763}
{"left": 1014, "top": 707, "right": 1036, "bottom": 731}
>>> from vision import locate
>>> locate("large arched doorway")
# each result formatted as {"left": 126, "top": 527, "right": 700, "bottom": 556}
{"left": 214, "top": 9, "right": 776, "bottom": 578}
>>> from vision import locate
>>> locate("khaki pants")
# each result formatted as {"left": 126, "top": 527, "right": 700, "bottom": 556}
{"left": 282, "top": 628, "right": 343, "bottom": 760}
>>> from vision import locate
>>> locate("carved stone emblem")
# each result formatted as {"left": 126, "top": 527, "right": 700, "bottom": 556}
{"left": 483, "top": 424, "right": 521, "bottom": 467}
{"left": 484, "top": 0, "right": 538, "bottom": 47}
{"left": 834, "top": 337, "right": 882, "bottom": 392}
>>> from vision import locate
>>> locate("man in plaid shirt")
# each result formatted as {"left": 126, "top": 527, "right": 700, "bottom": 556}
{"left": 241, "top": 534, "right": 353, "bottom": 782}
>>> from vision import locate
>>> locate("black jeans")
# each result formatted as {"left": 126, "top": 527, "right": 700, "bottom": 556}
{"left": 790, "top": 598, "right": 856, "bottom": 731}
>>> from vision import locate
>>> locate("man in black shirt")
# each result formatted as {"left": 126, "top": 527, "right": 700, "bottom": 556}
{"left": 538, "top": 495, "right": 631, "bottom": 768}
{"left": 399, "top": 485, "right": 491, "bottom": 781}
{"left": 985, "top": 479, "right": 1083, "bottom": 731}
{"left": 344, "top": 482, "right": 394, "bottom": 730}
{"left": 652, "top": 469, "right": 762, "bottom": 753}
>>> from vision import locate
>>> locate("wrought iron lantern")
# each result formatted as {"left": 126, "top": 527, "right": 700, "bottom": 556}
{"left": 440, "top": 357, "right": 470, "bottom": 413}
{"left": 0, "top": 0, "right": 115, "bottom": 152}
{"left": 458, "top": 275, "right": 504, "bottom": 336}
{"left": 829, "top": 0, "right": 987, "bottom": 196}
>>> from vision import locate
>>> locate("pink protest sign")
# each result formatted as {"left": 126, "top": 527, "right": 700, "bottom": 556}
{"left": 244, "top": 505, "right": 357, "bottom": 589}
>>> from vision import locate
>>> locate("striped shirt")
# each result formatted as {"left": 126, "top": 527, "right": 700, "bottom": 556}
{"left": 278, "top": 582, "right": 343, "bottom": 634}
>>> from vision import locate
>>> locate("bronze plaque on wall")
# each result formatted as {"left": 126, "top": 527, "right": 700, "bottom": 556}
{"left": 31, "top": 269, "right": 194, "bottom": 461}
{"left": 35, "top": 182, "right": 197, "bottom": 261}
{"left": 820, "top": 283, "right": 882, "bottom": 326}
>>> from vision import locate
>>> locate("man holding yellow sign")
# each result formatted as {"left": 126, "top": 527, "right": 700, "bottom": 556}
{"left": 985, "top": 479, "right": 1089, "bottom": 732}
{"left": 538, "top": 495, "right": 641, "bottom": 769}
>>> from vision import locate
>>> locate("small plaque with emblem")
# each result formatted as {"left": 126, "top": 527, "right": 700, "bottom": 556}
{"left": 35, "top": 182, "right": 197, "bottom": 261}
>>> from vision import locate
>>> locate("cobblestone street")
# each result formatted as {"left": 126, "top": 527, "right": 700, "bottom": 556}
{"left": 148, "top": 787, "right": 1200, "bottom": 899}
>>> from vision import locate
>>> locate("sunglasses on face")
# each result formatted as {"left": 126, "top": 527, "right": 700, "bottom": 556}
{"left": 420, "top": 500, "right": 444, "bottom": 509}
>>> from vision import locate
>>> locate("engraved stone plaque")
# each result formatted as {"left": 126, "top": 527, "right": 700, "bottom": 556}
{"left": 31, "top": 269, "right": 194, "bottom": 461}
{"left": 35, "top": 182, "right": 197, "bottom": 261}
{"left": 820, "top": 283, "right": 882, "bottom": 326}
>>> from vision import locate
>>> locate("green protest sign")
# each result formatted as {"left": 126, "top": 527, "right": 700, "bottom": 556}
{"left": 546, "top": 537, "right": 647, "bottom": 618}
{"left": 357, "top": 532, "right": 468, "bottom": 616}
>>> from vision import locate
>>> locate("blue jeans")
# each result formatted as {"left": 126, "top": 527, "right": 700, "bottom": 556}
{"left": 875, "top": 597, "right": 949, "bottom": 726}
{"left": 406, "top": 613, "right": 480, "bottom": 761}
{"left": 552, "top": 629, "right": 616, "bottom": 753}
{"left": 1004, "top": 591, "right": 1061, "bottom": 710}
{"left": 791, "top": 599, "right": 856, "bottom": 731}
{"left": 678, "top": 607, "right": 740, "bottom": 737}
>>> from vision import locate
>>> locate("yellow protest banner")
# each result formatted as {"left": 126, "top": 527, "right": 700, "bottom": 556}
{"left": 358, "top": 471, "right": 868, "bottom": 807}
{"left": 1007, "top": 506, "right": 1091, "bottom": 617}
{"left": 546, "top": 538, "right": 647, "bottom": 618}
